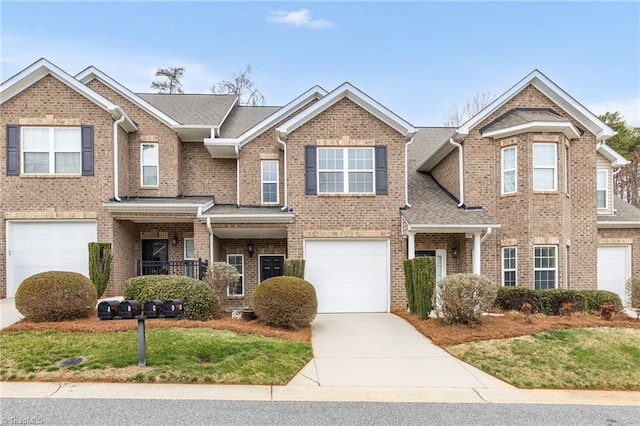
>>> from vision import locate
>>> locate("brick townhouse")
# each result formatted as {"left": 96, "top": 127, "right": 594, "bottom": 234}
{"left": 1, "top": 58, "right": 638, "bottom": 311}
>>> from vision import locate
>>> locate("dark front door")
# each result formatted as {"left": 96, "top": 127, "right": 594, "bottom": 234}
{"left": 260, "top": 256, "right": 284, "bottom": 282}
{"left": 141, "top": 239, "right": 169, "bottom": 275}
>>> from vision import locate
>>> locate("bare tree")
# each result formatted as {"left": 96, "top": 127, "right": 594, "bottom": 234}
{"left": 151, "top": 67, "right": 185, "bottom": 94}
{"left": 211, "top": 64, "right": 265, "bottom": 106}
{"left": 443, "top": 92, "right": 495, "bottom": 127}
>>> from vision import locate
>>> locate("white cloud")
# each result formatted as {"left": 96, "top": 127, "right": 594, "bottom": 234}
{"left": 267, "top": 9, "right": 334, "bottom": 29}
{"left": 586, "top": 98, "right": 640, "bottom": 127}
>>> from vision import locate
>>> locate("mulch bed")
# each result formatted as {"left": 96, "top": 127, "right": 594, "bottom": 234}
{"left": 393, "top": 308, "right": 640, "bottom": 346}
{"left": 2, "top": 311, "right": 311, "bottom": 343}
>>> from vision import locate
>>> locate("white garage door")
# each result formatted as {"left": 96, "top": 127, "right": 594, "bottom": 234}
{"left": 597, "top": 245, "right": 631, "bottom": 306}
{"left": 304, "top": 239, "right": 389, "bottom": 313}
{"left": 6, "top": 221, "right": 98, "bottom": 297}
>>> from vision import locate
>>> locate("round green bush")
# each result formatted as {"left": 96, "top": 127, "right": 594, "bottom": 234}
{"left": 126, "top": 275, "right": 220, "bottom": 320}
{"left": 435, "top": 273, "right": 498, "bottom": 325}
{"left": 15, "top": 271, "right": 97, "bottom": 322}
{"left": 252, "top": 276, "right": 317, "bottom": 329}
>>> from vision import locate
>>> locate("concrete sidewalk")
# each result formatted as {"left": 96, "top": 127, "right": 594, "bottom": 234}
{"left": 0, "top": 297, "right": 23, "bottom": 329}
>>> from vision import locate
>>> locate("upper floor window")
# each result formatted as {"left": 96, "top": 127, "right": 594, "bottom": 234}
{"left": 226, "top": 254, "right": 244, "bottom": 296}
{"left": 533, "top": 143, "right": 557, "bottom": 191}
{"left": 534, "top": 245, "right": 556, "bottom": 290}
{"left": 141, "top": 143, "right": 159, "bottom": 187}
{"left": 261, "top": 160, "right": 279, "bottom": 203}
{"left": 22, "top": 127, "right": 81, "bottom": 175}
{"left": 502, "top": 246, "right": 517, "bottom": 286}
{"left": 318, "top": 147, "right": 374, "bottom": 193}
{"left": 597, "top": 170, "right": 608, "bottom": 209}
{"left": 501, "top": 146, "right": 517, "bottom": 194}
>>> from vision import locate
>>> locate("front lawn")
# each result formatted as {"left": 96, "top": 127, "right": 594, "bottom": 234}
{"left": 0, "top": 328, "right": 312, "bottom": 385}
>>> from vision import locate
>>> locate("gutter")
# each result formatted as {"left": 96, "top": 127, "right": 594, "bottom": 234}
{"left": 206, "top": 217, "right": 214, "bottom": 264}
{"left": 404, "top": 135, "right": 414, "bottom": 207}
{"left": 235, "top": 146, "right": 240, "bottom": 206}
{"left": 449, "top": 138, "right": 464, "bottom": 207}
{"left": 113, "top": 110, "right": 127, "bottom": 202}
{"left": 480, "top": 226, "right": 493, "bottom": 243}
{"left": 277, "top": 135, "right": 289, "bottom": 211}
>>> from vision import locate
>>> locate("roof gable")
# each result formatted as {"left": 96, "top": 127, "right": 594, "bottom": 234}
{"left": 597, "top": 142, "right": 629, "bottom": 168}
{"left": 276, "top": 82, "right": 416, "bottom": 140}
{"left": 1, "top": 58, "right": 136, "bottom": 132}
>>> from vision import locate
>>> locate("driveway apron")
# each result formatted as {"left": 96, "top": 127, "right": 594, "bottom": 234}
{"left": 290, "top": 313, "right": 512, "bottom": 388}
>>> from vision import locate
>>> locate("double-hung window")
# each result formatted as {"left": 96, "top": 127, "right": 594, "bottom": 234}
{"left": 533, "top": 143, "right": 557, "bottom": 191}
{"left": 318, "top": 147, "right": 374, "bottom": 193}
{"left": 22, "top": 127, "right": 81, "bottom": 175}
{"left": 597, "top": 170, "right": 608, "bottom": 209}
{"left": 141, "top": 143, "right": 159, "bottom": 187}
{"left": 534, "top": 245, "right": 556, "bottom": 290}
{"left": 184, "top": 238, "right": 195, "bottom": 278}
{"left": 502, "top": 247, "right": 517, "bottom": 286}
{"left": 501, "top": 146, "right": 517, "bottom": 194}
{"left": 261, "top": 160, "right": 279, "bottom": 203}
{"left": 226, "top": 255, "right": 244, "bottom": 296}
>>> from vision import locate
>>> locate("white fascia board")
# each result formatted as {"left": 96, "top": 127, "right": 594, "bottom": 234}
{"left": 103, "top": 202, "right": 204, "bottom": 214}
{"left": 482, "top": 121, "right": 581, "bottom": 140}
{"left": 457, "top": 70, "right": 615, "bottom": 142}
{"left": 597, "top": 221, "right": 640, "bottom": 228}
{"left": 75, "top": 66, "right": 180, "bottom": 128}
{"left": 200, "top": 213, "right": 295, "bottom": 224}
{"left": 277, "top": 82, "right": 416, "bottom": 140}
{"left": 238, "top": 85, "right": 328, "bottom": 147}
{"left": 597, "top": 143, "right": 629, "bottom": 167}
{"left": 408, "top": 223, "right": 501, "bottom": 233}
{"left": 175, "top": 125, "right": 218, "bottom": 142}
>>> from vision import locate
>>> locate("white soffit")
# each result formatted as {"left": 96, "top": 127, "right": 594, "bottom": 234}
{"left": 597, "top": 143, "right": 629, "bottom": 168}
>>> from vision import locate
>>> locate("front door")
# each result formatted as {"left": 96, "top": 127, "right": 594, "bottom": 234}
{"left": 260, "top": 255, "right": 284, "bottom": 282}
{"left": 141, "top": 239, "right": 169, "bottom": 275}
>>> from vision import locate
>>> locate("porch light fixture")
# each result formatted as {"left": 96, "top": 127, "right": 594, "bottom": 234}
{"left": 451, "top": 247, "right": 459, "bottom": 258}
{"left": 171, "top": 234, "right": 178, "bottom": 246}
{"left": 247, "top": 243, "right": 254, "bottom": 257}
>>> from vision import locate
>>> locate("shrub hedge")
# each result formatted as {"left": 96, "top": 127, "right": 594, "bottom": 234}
{"left": 124, "top": 275, "right": 220, "bottom": 320}
{"left": 15, "top": 271, "right": 97, "bottom": 322}
{"left": 435, "top": 274, "right": 498, "bottom": 325}
{"left": 252, "top": 276, "right": 317, "bottom": 329}
{"left": 493, "top": 287, "right": 622, "bottom": 315}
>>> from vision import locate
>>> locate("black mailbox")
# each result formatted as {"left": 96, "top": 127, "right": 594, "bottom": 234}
{"left": 118, "top": 300, "right": 141, "bottom": 319}
{"left": 162, "top": 299, "right": 183, "bottom": 318}
{"left": 97, "top": 300, "right": 120, "bottom": 320}
{"left": 144, "top": 299, "right": 164, "bottom": 318}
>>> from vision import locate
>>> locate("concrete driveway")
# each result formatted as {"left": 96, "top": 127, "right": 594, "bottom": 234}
{"left": 289, "top": 313, "right": 512, "bottom": 388}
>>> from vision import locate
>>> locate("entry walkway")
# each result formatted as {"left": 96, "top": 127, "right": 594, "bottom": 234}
{"left": 289, "top": 313, "right": 512, "bottom": 388}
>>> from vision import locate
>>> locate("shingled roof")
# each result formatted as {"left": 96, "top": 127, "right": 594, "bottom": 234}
{"left": 598, "top": 197, "right": 640, "bottom": 227}
{"left": 479, "top": 108, "right": 568, "bottom": 134}
{"left": 138, "top": 93, "right": 237, "bottom": 126}
{"left": 219, "top": 106, "right": 281, "bottom": 138}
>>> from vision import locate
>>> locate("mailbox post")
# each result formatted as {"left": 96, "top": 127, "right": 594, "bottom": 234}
{"left": 137, "top": 315, "right": 146, "bottom": 367}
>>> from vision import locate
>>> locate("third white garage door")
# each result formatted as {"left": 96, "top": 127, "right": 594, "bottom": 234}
{"left": 304, "top": 239, "right": 389, "bottom": 313}
{"left": 597, "top": 245, "right": 631, "bottom": 306}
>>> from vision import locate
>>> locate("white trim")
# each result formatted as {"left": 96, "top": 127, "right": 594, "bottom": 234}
{"left": 596, "top": 142, "right": 629, "bottom": 168}
{"left": 261, "top": 160, "right": 279, "bottom": 204}
{"left": 502, "top": 246, "right": 517, "bottom": 286}
{"left": 596, "top": 169, "right": 608, "bottom": 210}
{"left": 482, "top": 121, "right": 581, "bottom": 140}
{"left": 226, "top": 254, "right": 245, "bottom": 296}
{"left": 140, "top": 143, "right": 159, "bottom": 187}
{"left": 104, "top": 202, "right": 206, "bottom": 214}
{"left": 200, "top": 213, "right": 295, "bottom": 224}
{"left": 317, "top": 147, "right": 375, "bottom": 194}
{"left": 21, "top": 127, "right": 82, "bottom": 176}
{"left": 501, "top": 145, "right": 517, "bottom": 195}
{"left": 534, "top": 245, "right": 557, "bottom": 290}
{"left": 597, "top": 221, "right": 640, "bottom": 228}
{"left": 277, "top": 82, "right": 416, "bottom": 141}
{"left": 533, "top": 143, "right": 557, "bottom": 192}
{"left": 184, "top": 238, "right": 195, "bottom": 261}
{"left": 258, "top": 254, "right": 285, "bottom": 284}
{"left": 406, "top": 223, "right": 501, "bottom": 234}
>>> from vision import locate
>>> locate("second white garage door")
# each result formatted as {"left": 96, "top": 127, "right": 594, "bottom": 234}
{"left": 304, "top": 239, "right": 389, "bottom": 313}
{"left": 597, "top": 245, "right": 631, "bottom": 307}
{"left": 6, "top": 220, "right": 98, "bottom": 298}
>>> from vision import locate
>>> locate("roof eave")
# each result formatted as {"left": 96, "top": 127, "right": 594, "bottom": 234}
{"left": 407, "top": 223, "right": 501, "bottom": 233}
{"left": 103, "top": 202, "right": 204, "bottom": 214}
{"left": 597, "top": 221, "right": 640, "bottom": 229}
{"left": 203, "top": 138, "right": 240, "bottom": 158}
{"left": 199, "top": 213, "right": 295, "bottom": 224}
{"left": 482, "top": 121, "right": 581, "bottom": 140}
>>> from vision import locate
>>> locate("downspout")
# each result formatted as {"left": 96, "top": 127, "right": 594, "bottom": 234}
{"left": 480, "top": 226, "right": 493, "bottom": 243}
{"left": 404, "top": 135, "right": 414, "bottom": 207}
{"left": 235, "top": 146, "right": 240, "bottom": 206}
{"left": 206, "top": 217, "right": 214, "bottom": 263}
{"left": 277, "top": 135, "right": 288, "bottom": 211}
{"left": 113, "top": 111, "right": 126, "bottom": 202}
{"left": 449, "top": 138, "right": 464, "bottom": 207}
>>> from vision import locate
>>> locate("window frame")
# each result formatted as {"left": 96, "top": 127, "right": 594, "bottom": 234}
{"left": 21, "top": 126, "right": 82, "bottom": 176}
{"left": 533, "top": 143, "right": 557, "bottom": 191}
{"left": 140, "top": 143, "right": 159, "bottom": 187}
{"left": 534, "top": 245, "right": 557, "bottom": 290}
{"left": 596, "top": 169, "right": 608, "bottom": 209}
{"left": 226, "top": 254, "right": 244, "bottom": 297}
{"left": 317, "top": 147, "right": 375, "bottom": 194}
{"left": 501, "top": 146, "right": 517, "bottom": 195}
{"left": 261, "top": 160, "right": 279, "bottom": 204}
{"left": 502, "top": 246, "right": 517, "bottom": 286}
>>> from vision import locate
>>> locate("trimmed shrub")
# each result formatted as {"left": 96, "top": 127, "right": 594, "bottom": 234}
{"left": 494, "top": 287, "right": 540, "bottom": 313}
{"left": 283, "top": 259, "right": 305, "bottom": 279}
{"left": 626, "top": 273, "right": 640, "bottom": 308}
{"left": 252, "top": 276, "right": 317, "bottom": 329}
{"left": 412, "top": 257, "right": 436, "bottom": 320}
{"left": 15, "top": 271, "right": 97, "bottom": 322}
{"left": 88, "top": 242, "right": 112, "bottom": 298}
{"left": 125, "top": 275, "right": 220, "bottom": 320}
{"left": 403, "top": 259, "right": 416, "bottom": 314}
{"left": 576, "top": 290, "right": 622, "bottom": 312}
{"left": 205, "top": 262, "right": 240, "bottom": 300}
{"left": 435, "top": 274, "right": 498, "bottom": 325}
{"left": 494, "top": 288, "right": 622, "bottom": 315}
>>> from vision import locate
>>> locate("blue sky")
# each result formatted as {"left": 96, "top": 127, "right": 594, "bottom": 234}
{"left": 2, "top": 1, "right": 639, "bottom": 126}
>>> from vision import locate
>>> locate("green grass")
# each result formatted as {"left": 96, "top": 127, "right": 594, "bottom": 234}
{"left": 0, "top": 328, "right": 312, "bottom": 385}
{"left": 447, "top": 327, "right": 640, "bottom": 390}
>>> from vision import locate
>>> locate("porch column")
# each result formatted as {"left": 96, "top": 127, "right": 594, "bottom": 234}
{"left": 407, "top": 232, "right": 416, "bottom": 259}
{"left": 472, "top": 231, "right": 481, "bottom": 274}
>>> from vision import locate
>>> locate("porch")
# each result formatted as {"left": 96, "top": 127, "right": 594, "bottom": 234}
{"left": 136, "top": 259, "right": 208, "bottom": 280}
